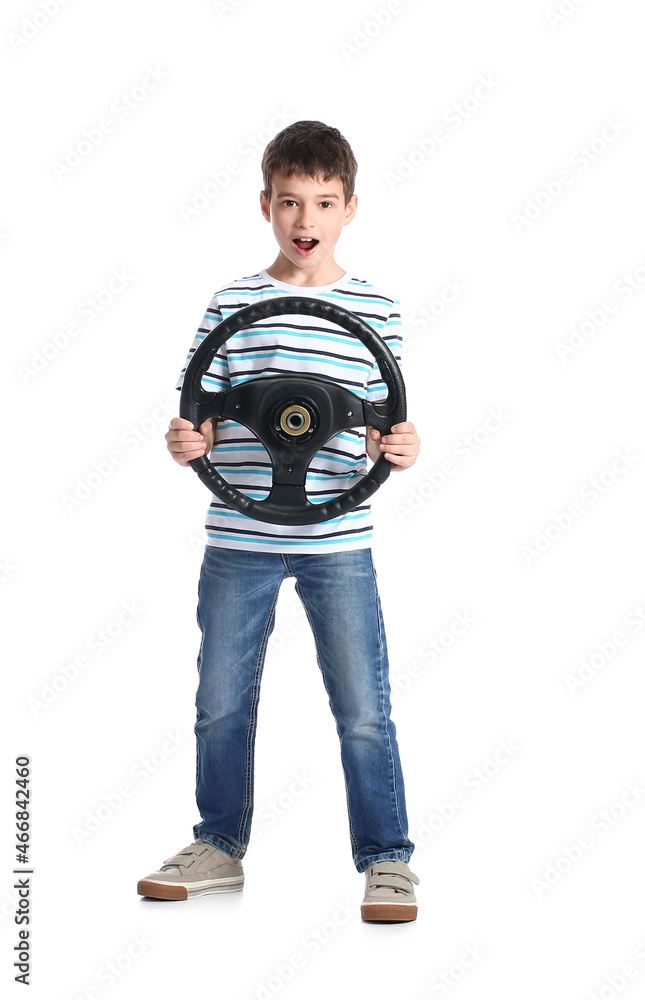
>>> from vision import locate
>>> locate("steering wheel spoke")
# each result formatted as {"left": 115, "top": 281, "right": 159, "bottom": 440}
{"left": 264, "top": 482, "right": 309, "bottom": 510}
{"left": 189, "top": 394, "right": 225, "bottom": 431}
{"left": 363, "top": 398, "right": 397, "bottom": 435}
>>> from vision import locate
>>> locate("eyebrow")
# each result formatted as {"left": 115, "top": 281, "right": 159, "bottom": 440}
{"left": 276, "top": 192, "right": 340, "bottom": 199}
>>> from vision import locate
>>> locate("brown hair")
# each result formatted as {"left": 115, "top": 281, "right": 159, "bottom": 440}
{"left": 261, "top": 120, "right": 357, "bottom": 207}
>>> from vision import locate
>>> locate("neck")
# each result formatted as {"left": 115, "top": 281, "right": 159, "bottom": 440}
{"left": 265, "top": 253, "right": 345, "bottom": 287}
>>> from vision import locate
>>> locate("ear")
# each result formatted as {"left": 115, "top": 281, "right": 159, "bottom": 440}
{"left": 260, "top": 189, "right": 270, "bottom": 222}
{"left": 343, "top": 193, "right": 358, "bottom": 226}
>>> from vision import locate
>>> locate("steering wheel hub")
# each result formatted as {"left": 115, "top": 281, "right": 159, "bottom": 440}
{"left": 279, "top": 403, "right": 313, "bottom": 437}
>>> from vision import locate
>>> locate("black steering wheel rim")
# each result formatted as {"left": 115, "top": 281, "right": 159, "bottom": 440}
{"left": 179, "top": 295, "right": 406, "bottom": 525}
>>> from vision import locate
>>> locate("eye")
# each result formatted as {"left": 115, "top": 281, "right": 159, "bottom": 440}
{"left": 320, "top": 201, "right": 333, "bottom": 208}
{"left": 281, "top": 199, "right": 296, "bottom": 207}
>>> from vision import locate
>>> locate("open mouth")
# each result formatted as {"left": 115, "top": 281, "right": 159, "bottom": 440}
{"left": 292, "top": 238, "right": 319, "bottom": 255}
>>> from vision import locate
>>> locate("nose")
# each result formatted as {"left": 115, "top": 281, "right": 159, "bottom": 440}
{"left": 296, "top": 208, "right": 315, "bottom": 229}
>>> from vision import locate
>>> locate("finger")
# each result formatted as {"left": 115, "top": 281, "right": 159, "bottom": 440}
{"left": 170, "top": 417, "right": 195, "bottom": 430}
{"left": 382, "top": 442, "right": 419, "bottom": 457}
{"left": 173, "top": 444, "right": 209, "bottom": 464}
{"left": 381, "top": 430, "right": 418, "bottom": 441}
{"left": 384, "top": 452, "right": 415, "bottom": 469}
{"left": 381, "top": 434, "right": 419, "bottom": 448}
{"left": 383, "top": 451, "right": 418, "bottom": 462}
{"left": 167, "top": 439, "right": 205, "bottom": 452}
{"left": 172, "top": 438, "right": 208, "bottom": 451}
{"left": 168, "top": 429, "right": 206, "bottom": 442}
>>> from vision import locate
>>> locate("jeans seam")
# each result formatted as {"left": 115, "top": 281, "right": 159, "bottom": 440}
{"left": 368, "top": 550, "right": 408, "bottom": 849}
{"left": 293, "top": 579, "right": 361, "bottom": 860}
{"left": 238, "top": 570, "right": 286, "bottom": 847}
{"left": 194, "top": 555, "right": 206, "bottom": 813}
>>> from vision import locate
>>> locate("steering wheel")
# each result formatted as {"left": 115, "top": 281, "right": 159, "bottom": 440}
{"left": 179, "top": 295, "right": 406, "bottom": 525}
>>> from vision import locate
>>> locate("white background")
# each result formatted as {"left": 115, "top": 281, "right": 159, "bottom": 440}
{"left": 3, "top": 1, "right": 645, "bottom": 997}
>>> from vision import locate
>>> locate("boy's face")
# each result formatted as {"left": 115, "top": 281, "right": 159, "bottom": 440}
{"left": 260, "top": 170, "right": 357, "bottom": 276}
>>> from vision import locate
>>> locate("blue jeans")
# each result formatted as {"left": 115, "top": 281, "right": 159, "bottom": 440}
{"left": 193, "top": 544, "right": 414, "bottom": 873}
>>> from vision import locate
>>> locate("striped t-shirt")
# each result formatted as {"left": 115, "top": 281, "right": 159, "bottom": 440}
{"left": 175, "top": 267, "right": 403, "bottom": 553}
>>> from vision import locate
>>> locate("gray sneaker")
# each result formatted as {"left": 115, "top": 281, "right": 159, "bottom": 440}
{"left": 361, "top": 860, "right": 419, "bottom": 921}
{"left": 137, "top": 838, "right": 244, "bottom": 900}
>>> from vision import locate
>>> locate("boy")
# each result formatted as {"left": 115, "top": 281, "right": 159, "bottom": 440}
{"left": 137, "top": 121, "right": 421, "bottom": 922}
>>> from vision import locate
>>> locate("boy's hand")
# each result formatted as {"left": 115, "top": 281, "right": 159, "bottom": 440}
{"left": 367, "top": 421, "right": 420, "bottom": 471}
{"left": 166, "top": 416, "right": 216, "bottom": 466}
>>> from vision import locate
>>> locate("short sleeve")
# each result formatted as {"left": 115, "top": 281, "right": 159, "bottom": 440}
{"left": 366, "top": 298, "right": 403, "bottom": 402}
{"left": 175, "top": 294, "right": 231, "bottom": 393}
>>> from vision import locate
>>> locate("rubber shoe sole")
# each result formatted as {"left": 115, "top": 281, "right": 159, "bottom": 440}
{"left": 361, "top": 899, "right": 417, "bottom": 922}
{"left": 137, "top": 873, "right": 244, "bottom": 900}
